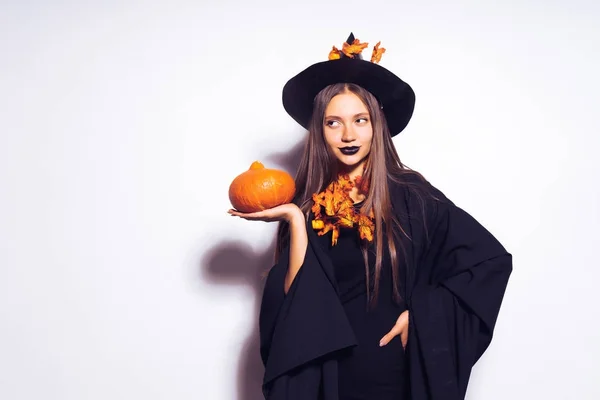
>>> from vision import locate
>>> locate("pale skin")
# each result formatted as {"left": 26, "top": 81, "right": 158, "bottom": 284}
{"left": 229, "top": 90, "right": 409, "bottom": 349}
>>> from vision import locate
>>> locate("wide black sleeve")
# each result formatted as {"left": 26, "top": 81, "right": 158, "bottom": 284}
{"left": 258, "top": 221, "right": 357, "bottom": 399}
{"left": 405, "top": 189, "right": 512, "bottom": 400}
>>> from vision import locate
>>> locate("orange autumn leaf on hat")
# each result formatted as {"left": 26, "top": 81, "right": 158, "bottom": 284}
{"left": 328, "top": 46, "right": 342, "bottom": 60}
{"left": 342, "top": 39, "right": 369, "bottom": 58}
{"left": 370, "top": 41, "right": 386, "bottom": 63}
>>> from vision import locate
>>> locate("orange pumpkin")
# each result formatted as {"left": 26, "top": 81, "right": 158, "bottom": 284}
{"left": 228, "top": 161, "right": 296, "bottom": 213}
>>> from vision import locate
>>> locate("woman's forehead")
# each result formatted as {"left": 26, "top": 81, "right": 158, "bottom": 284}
{"left": 325, "top": 92, "right": 369, "bottom": 116}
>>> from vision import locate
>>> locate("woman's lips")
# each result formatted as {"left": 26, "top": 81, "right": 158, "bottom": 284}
{"left": 339, "top": 146, "right": 360, "bottom": 155}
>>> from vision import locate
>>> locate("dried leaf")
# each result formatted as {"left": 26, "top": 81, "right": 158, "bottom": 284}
{"left": 338, "top": 213, "right": 354, "bottom": 228}
{"left": 324, "top": 190, "right": 336, "bottom": 216}
{"left": 312, "top": 220, "right": 324, "bottom": 230}
{"left": 357, "top": 214, "right": 375, "bottom": 241}
{"left": 370, "top": 41, "right": 386, "bottom": 64}
{"left": 331, "top": 228, "right": 340, "bottom": 246}
{"left": 337, "top": 174, "right": 353, "bottom": 188}
{"left": 312, "top": 193, "right": 323, "bottom": 217}
{"left": 328, "top": 46, "right": 341, "bottom": 60}
{"left": 342, "top": 39, "right": 369, "bottom": 58}
{"left": 354, "top": 175, "right": 370, "bottom": 194}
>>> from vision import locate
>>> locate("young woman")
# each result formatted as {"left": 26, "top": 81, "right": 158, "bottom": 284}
{"left": 228, "top": 33, "right": 512, "bottom": 400}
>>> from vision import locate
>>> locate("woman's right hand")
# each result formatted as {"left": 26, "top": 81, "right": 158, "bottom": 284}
{"left": 228, "top": 203, "right": 303, "bottom": 223}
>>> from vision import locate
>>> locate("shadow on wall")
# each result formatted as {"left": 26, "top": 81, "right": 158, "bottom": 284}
{"left": 201, "top": 138, "right": 305, "bottom": 400}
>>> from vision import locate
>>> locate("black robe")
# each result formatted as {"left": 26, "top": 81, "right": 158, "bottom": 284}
{"left": 258, "top": 176, "right": 512, "bottom": 400}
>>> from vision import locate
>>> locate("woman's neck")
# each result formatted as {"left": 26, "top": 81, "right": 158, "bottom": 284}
{"left": 338, "top": 162, "right": 365, "bottom": 181}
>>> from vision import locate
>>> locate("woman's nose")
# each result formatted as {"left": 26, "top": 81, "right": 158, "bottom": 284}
{"left": 341, "top": 126, "right": 356, "bottom": 142}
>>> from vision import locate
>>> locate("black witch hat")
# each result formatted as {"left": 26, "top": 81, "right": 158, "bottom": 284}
{"left": 282, "top": 33, "right": 415, "bottom": 137}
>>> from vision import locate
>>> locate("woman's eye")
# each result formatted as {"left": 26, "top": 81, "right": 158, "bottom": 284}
{"left": 356, "top": 117, "right": 368, "bottom": 124}
{"left": 326, "top": 120, "right": 340, "bottom": 127}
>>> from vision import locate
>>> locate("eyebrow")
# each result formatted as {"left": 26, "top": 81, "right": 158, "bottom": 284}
{"left": 325, "top": 112, "right": 370, "bottom": 119}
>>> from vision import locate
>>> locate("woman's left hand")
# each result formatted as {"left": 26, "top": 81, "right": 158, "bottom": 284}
{"left": 379, "top": 310, "right": 409, "bottom": 349}
{"left": 227, "top": 203, "right": 301, "bottom": 223}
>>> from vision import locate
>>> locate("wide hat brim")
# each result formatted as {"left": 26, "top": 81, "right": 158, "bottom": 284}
{"left": 282, "top": 57, "right": 415, "bottom": 137}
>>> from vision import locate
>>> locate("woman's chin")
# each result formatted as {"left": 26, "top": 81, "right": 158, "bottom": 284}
{"left": 336, "top": 155, "right": 367, "bottom": 172}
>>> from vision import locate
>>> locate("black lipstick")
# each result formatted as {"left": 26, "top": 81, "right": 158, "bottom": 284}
{"left": 340, "top": 146, "right": 360, "bottom": 155}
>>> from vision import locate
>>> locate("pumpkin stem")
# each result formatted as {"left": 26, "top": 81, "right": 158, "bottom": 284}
{"left": 249, "top": 161, "right": 264, "bottom": 170}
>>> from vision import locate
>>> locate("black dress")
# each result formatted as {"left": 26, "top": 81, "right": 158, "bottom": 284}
{"left": 259, "top": 178, "right": 512, "bottom": 400}
{"left": 315, "top": 204, "right": 409, "bottom": 400}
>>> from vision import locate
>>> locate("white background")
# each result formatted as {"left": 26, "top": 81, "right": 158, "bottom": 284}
{"left": 1, "top": 1, "right": 599, "bottom": 399}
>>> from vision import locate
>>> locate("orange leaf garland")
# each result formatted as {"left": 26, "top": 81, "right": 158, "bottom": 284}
{"left": 370, "top": 41, "right": 386, "bottom": 63}
{"left": 311, "top": 174, "right": 375, "bottom": 246}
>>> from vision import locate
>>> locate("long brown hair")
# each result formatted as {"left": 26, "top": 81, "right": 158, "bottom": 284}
{"left": 276, "top": 83, "right": 427, "bottom": 304}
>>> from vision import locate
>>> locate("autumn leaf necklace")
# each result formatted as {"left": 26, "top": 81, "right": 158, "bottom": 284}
{"left": 311, "top": 174, "right": 375, "bottom": 246}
